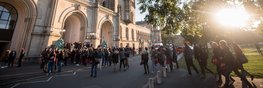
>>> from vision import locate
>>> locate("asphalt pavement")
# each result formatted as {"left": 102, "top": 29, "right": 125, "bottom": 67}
{"left": 2, "top": 55, "right": 261, "bottom": 88}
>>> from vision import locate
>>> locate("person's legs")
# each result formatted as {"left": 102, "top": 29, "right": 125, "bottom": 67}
{"left": 144, "top": 63, "right": 147, "bottom": 74}
{"left": 185, "top": 59, "right": 192, "bottom": 75}
{"left": 190, "top": 60, "right": 199, "bottom": 74}
{"left": 170, "top": 62, "right": 173, "bottom": 71}
{"left": 119, "top": 59, "right": 124, "bottom": 70}
{"left": 216, "top": 65, "right": 222, "bottom": 82}
{"left": 151, "top": 61, "right": 156, "bottom": 73}
{"left": 94, "top": 64, "right": 97, "bottom": 77}
{"left": 223, "top": 71, "right": 231, "bottom": 88}
{"left": 57, "top": 61, "right": 62, "bottom": 72}
{"left": 48, "top": 62, "right": 53, "bottom": 75}
{"left": 11, "top": 58, "right": 14, "bottom": 67}
{"left": 91, "top": 64, "right": 94, "bottom": 77}
{"left": 174, "top": 57, "right": 179, "bottom": 69}
{"left": 233, "top": 69, "right": 253, "bottom": 88}
{"left": 146, "top": 62, "right": 149, "bottom": 74}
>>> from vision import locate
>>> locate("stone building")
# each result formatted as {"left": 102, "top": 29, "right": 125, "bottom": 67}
{"left": 136, "top": 21, "right": 162, "bottom": 46}
{"left": 0, "top": 0, "right": 151, "bottom": 58}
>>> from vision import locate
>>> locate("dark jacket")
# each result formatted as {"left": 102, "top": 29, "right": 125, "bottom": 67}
{"left": 141, "top": 51, "right": 149, "bottom": 64}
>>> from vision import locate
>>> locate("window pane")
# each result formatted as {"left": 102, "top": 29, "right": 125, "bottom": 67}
{"left": 1, "top": 12, "right": 10, "bottom": 20}
{"left": 0, "top": 20, "right": 7, "bottom": 29}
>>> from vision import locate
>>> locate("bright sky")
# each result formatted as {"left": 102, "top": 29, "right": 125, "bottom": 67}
{"left": 135, "top": 0, "right": 147, "bottom": 22}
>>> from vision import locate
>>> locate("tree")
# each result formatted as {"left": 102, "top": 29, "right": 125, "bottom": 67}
{"left": 138, "top": 0, "right": 263, "bottom": 44}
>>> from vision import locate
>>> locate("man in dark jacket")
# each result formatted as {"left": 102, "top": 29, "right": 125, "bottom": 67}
{"left": 141, "top": 48, "right": 149, "bottom": 74}
{"left": 184, "top": 42, "right": 199, "bottom": 76}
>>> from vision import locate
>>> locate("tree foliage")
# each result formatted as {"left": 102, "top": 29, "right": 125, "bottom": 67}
{"left": 138, "top": 0, "right": 263, "bottom": 44}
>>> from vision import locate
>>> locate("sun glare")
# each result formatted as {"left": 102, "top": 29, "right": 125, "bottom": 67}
{"left": 214, "top": 8, "right": 250, "bottom": 28}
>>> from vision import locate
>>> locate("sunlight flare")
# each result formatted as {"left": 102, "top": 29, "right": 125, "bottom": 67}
{"left": 214, "top": 7, "right": 250, "bottom": 28}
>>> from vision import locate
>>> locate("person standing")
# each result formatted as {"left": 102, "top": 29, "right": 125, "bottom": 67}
{"left": 119, "top": 48, "right": 126, "bottom": 71}
{"left": 112, "top": 48, "right": 119, "bottom": 72}
{"left": 57, "top": 50, "right": 64, "bottom": 72}
{"left": 90, "top": 49, "right": 98, "bottom": 78}
{"left": 141, "top": 48, "right": 150, "bottom": 74}
{"left": 17, "top": 48, "right": 25, "bottom": 67}
{"left": 48, "top": 50, "right": 56, "bottom": 76}
{"left": 172, "top": 46, "right": 179, "bottom": 69}
{"left": 157, "top": 46, "right": 166, "bottom": 67}
{"left": 165, "top": 47, "right": 173, "bottom": 71}
{"left": 150, "top": 47, "right": 158, "bottom": 73}
{"left": 184, "top": 42, "right": 199, "bottom": 76}
{"left": 8, "top": 49, "right": 16, "bottom": 67}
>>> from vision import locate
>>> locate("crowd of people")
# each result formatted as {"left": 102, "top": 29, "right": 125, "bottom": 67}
{"left": 140, "top": 40, "right": 255, "bottom": 88}
{"left": 40, "top": 42, "right": 134, "bottom": 77}
{"left": 0, "top": 48, "right": 25, "bottom": 68}
{"left": 0, "top": 40, "right": 256, "bottom": 88}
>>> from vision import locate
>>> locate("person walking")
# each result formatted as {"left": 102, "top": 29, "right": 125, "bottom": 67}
{"left": 119, "top": 48, "right": 126, "bottom": 71}
{"left": 8, "top": 49, "right": 16, "bottom": 67}
{"left": 219, "top": 40, "right": 254, "bottom": 88}
{"left": 232, "top": 43, "right": 255, "bottom": 87}
{"left": 17, "top": 48, "right": 25, "bottom": 67}
{"left": 211, "top": 42, "right": 223, "bottom": 85}
{"left": 194, "top": 44, "right": 214, "bottom": 79}
{"left": 141, "top": 48, "right": 150, "bottom": 74}
{"left": 184, "top": 42, "right": 199, "bottom": 76}
{"left": 165, "top": 47, "right": 173, "bottom": 71}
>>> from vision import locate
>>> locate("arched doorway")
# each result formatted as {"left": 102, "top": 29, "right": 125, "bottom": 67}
{"left": 0, "top": 2, "right": 18, "bottom": 55}
{"left": 100, "top": 21, "right": 113, "bottom": 47}
{"left": 62, "top": 13, "right": 86, "bottom": 44}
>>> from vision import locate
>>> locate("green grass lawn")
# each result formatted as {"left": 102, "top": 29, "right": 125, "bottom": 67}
{"left": 176, "top": 48, "right": 263, "bottom": 78}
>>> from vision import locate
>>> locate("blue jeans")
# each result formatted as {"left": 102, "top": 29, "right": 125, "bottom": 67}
{"left": 90, "top": 63, "right": 97, "bottom": 77}
{"left": 57, "top": 61, "right": 63, "bottom": 72}
{"left": 48, "top": 61, "right": 54, "bottom": 75}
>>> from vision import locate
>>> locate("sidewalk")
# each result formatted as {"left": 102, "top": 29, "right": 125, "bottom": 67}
{"left": 154, "top": 69, "right": 263, "bottom": 88}
{"left": 154, "top": 69, "right": 217, "bottom": 88}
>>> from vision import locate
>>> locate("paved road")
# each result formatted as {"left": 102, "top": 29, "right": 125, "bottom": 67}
{"left": 1, "top": 56, "right": 155, "bottom": 88}
{"left": 4, "top": 55, "right": 257, "bottom": 88}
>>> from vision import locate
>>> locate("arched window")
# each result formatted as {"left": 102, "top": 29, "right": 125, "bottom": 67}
{"left": 0, "top": 3, "right": 17, "bottom": 30}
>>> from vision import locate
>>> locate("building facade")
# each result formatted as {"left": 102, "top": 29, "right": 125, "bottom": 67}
{"left": 136, "top": 21, "right": 162, "bottom": 46}
{"left": 0, "top": 0, "right": 150, "bottom": 57}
